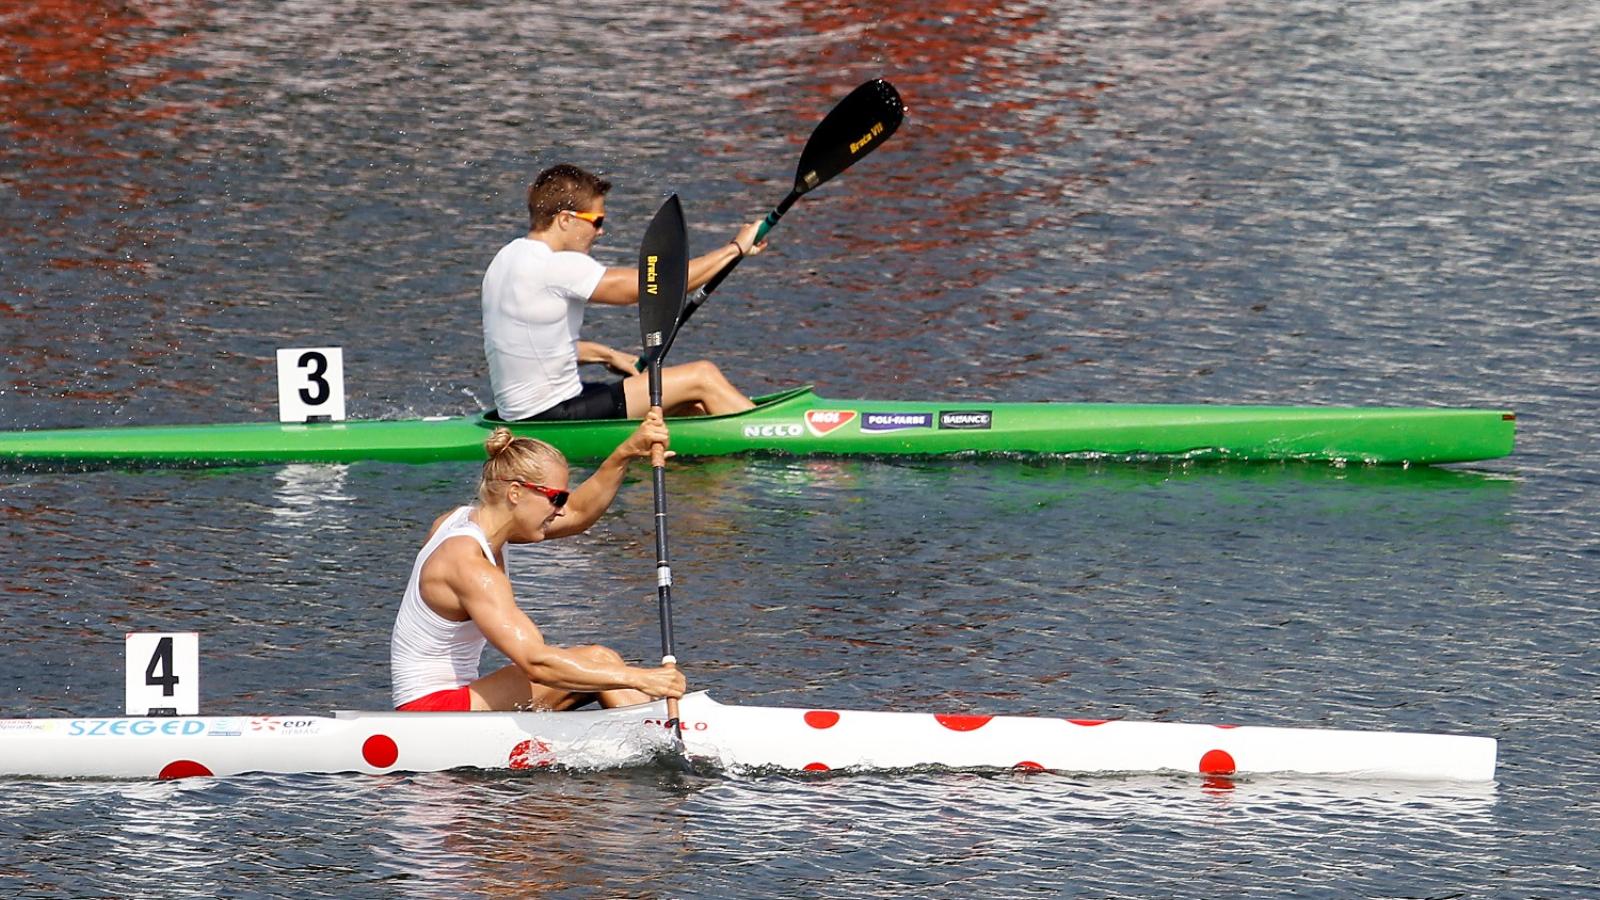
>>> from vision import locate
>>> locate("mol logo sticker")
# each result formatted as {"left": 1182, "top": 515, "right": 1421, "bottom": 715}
{"left": 862, "top": 412, "right": 933, "bottom": 433}
{"left": 938, "top": 410, "right": 993, "bottom": 430}
{"left": 804, "top": 410, "right": 857, "bottom": 436}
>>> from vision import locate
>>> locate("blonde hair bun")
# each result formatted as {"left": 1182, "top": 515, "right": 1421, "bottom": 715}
{"left": 477, "top": 428, "right": 567, "bottom": 503}
{"left": 484, "top": 426, "right": 516, "bottom": 459}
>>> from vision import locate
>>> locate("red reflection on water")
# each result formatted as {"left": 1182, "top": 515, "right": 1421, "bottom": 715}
{"left": 2, "top": 0, "right": 205, "bottom": 204}
{"left": 732, "top": 0, "right": 1106, "bottom": 232}
{"left": 1, "top": 0, "right": 209, "bottom": 285}
{"left": 726, "top": 1, "right": 1111, "bottom": 385}
{"left": 1, "top": 1, "right": 211, "bottom": 400}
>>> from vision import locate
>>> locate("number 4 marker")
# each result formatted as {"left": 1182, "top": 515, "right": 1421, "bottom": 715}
{"left": 125, "top": 633, "right": 199, "bottom": 716}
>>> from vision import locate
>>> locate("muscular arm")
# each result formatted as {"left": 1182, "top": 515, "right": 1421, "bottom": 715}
{"left": 440, "top": 546, "right": 663, "bottom": 694}
{"left": 543, "top": 409, "right": 667, "bottom": 539}
{"left": 588, "top": 220, "right": 768, "bottom": 305}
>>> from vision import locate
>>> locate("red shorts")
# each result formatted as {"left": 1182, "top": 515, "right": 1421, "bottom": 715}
{"left": 396, "top": 685, "right": 473, "bottom": 712}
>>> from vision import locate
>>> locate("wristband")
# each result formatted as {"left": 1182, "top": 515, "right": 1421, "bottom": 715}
{"left": 729, "top": 241, "right": 744, "bottom": 259}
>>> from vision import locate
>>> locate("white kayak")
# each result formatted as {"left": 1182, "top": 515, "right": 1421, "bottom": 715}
{"left": 0, "top": 692, "right": 1496, "bottom": 782}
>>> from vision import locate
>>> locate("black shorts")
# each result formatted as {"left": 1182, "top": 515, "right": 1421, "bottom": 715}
{"left": 527, "top": 380, "right": 628, "bottom": 421}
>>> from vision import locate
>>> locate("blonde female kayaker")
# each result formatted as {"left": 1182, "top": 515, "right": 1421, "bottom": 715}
{"left": 482, "top": 163, "right": 766, "bottom": 421}
{"left": 390, "top": 411, "right": 685, "bottom": 712}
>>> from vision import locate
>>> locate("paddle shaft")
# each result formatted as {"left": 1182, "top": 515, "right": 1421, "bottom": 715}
{"left": 645, "top": 359, "right": 681, "bottom": 732}
{"left": 636, "top": 193, "right": 689, "bottom": 744}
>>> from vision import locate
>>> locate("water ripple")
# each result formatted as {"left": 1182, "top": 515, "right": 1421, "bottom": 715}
{"left": 3, "top": 0, "right": 1599, "bottom": 896}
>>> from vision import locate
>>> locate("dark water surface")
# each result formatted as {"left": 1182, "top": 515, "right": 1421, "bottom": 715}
{"left": 3, "top": 0, "right": 1598, "bottom": 896}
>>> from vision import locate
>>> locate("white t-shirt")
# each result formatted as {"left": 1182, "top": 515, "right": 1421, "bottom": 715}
{"left": 482, "top": 237, "right": 606, "bottom": 420}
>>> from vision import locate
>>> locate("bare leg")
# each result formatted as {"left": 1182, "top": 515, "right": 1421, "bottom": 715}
{"left": 623, "top": 360, "right": 753, "bottom": 418}
{"left": 467, "top": 646, "right": 657, "bottom": 711}
{"left": 468, "top": 666, "right": 585, "bottom": 711}
{"left": 668, "top": 400, "right": 709, "bottom": 417}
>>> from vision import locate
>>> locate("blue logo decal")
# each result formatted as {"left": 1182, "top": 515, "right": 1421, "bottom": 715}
{"left": 862, "top": 412, "right": 933, "bottom": 433}
{"left": 69, "top": 718, "right": 207, "bottom": 737}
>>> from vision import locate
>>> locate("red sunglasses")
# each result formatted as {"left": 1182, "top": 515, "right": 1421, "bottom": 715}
{"left": 503, "top": 480, "right": 569, "bottom": 508}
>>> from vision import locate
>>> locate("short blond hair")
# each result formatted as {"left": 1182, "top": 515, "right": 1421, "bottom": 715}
{"left": 478, "top": 427, "right": 567, "bottom": 502}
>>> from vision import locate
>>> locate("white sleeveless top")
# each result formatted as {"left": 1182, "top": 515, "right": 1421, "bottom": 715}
{"left": 482, "top": 237, "right": 606, "bottom": 420}
{"left": 390, "top": 506, "right": 496, "bottom": 707}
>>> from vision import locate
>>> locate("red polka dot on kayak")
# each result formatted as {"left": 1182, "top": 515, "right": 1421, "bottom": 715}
{"left": 508, "top": 738, "right": 555, "bottom": 769}
{"left": 803, "top": 762, "right": 830, "bottom": 771}
{"left": 1199, "top": 749, "right": 1236, "bottom": 775}
{"left": 1068, "top": 719, "right": 1108, "bottom": 727}
{"left": 158, "top": 759, "right": 212, "bottom": 780}
{"left": 1014, "top": 761, "right": 1044, "bottom": 770}
{"left": 934, "top": 714, "right": 992, "bottom": 732}
{"left": 804, "top": 710, "right": 840, "bottom": 729}
{"left": 363, "top": 734, "right": 399, "bottom": 769}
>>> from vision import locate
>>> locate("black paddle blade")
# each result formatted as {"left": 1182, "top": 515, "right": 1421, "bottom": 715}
{"left": 793, "top": 78, "right": 905, "bottom": 195}
{"left": 637, "top": 193, "right": 689, "bottom": 368}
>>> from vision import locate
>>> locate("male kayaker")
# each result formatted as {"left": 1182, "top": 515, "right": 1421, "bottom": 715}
{"left": 391, "top": 412, "right": 685, "bottom": 712}
{"left": 483, "top": 163, "right": 767, "bottom": 422}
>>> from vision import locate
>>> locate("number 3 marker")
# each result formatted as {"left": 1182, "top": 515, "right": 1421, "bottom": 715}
{"left": 276, "top": 347, "right": 346, "bottom": 423}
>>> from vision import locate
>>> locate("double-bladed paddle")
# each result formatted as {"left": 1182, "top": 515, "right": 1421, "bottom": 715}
{"left": 637, "top": 193, "right": 690, "bottom": 741}
{"left": 648, "top": 78, "right": 905, "bottom": 363}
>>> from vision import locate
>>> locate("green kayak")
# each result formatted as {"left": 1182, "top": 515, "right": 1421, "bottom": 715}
{"left": 0, "top": 385, "right": 1514, "bottom": 468}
